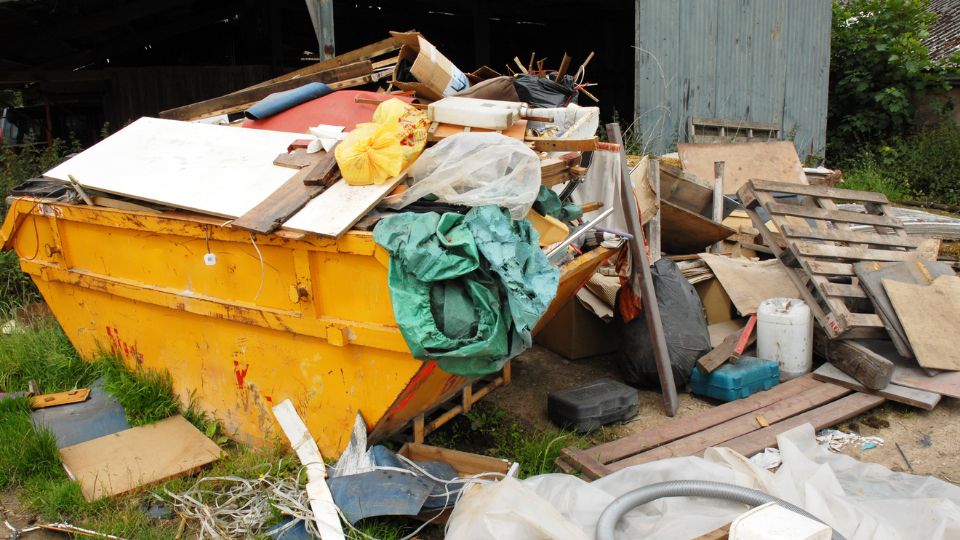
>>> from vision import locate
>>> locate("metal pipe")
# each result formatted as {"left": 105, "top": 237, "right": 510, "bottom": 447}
{"left": 545, "top": 207, "right": 614, "bottom": 259}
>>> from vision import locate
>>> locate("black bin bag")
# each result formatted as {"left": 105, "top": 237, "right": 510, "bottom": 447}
{"left": 616, "top": 258, "right": 711, "bottom": 389}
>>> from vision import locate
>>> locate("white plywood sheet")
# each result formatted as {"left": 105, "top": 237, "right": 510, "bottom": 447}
{"left": 44, "top": 117, "right": 407, "bottom": 238}
{"left": 44, "top": 117, "right": 302, "bottom": 218}
{"left": 284, "top": 169, "right": 408, "bottom": 238}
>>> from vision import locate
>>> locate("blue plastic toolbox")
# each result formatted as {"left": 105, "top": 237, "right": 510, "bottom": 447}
{"left": 690, "top": 356, "right": 779, "bottom": 402}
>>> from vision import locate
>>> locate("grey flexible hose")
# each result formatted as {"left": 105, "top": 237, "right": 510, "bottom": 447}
{"left": 595, "top": 480, "right": 846, "bottom": 540}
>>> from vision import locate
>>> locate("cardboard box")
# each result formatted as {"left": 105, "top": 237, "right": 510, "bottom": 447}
{"left": 535, "top": 296, "right": 619, "bottom": 360}
{"left": 390, "top": 31, "right": 469, "bottom": 101}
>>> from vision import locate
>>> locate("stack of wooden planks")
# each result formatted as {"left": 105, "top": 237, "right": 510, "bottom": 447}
{"left": 555, "top": 374, "right": 884, "bottom": 480}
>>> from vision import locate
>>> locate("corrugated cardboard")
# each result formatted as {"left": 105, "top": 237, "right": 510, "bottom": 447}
{"left": 535, "top": 297, "right": 619, "bottom": 360}
{"left": 390, "top": 31, "right": 468, "bottom": 101}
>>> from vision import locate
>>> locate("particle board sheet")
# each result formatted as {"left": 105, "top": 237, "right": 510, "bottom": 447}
{"left": 882, "top": 275, "right": 960, "bottom": 371}
{"left": 854, "top": 259, "right": 957, "bottom": 358}
{"left": 678, "top": 141, "right": 807, "bottom": 195}
{"left": 43, "top": 117, "right": 303, "bottom": 219}
{"left": 859, "top": 340, "right": 960, "bottom": 398}
{"left": 660, "top": 200, "right": 735, "bottom": 254}
{"left": 699, "top": 253, "right": 801, "bottom": 316}
{"left": 60, "top": 415, "right": 222, "bottom": 501}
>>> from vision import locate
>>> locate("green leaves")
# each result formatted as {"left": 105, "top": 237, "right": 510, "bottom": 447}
{"left": 828, "top": 0, "right": 952, "bottom": 163}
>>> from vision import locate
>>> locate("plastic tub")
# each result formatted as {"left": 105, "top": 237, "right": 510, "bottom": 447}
{"left": 757, "top": 298, "right": 813, "bottom": 381}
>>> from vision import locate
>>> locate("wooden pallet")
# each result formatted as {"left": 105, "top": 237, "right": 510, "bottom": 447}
{"left": 737, "top": 180, "right": 918, "bottom": 339}
{"left": 409, "top": 362, "right": 511, "bottom": 444}
{"left": 555, "top": 374, "right": 884, "bottom": 479}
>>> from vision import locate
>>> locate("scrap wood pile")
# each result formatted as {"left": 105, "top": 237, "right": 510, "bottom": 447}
{"left": 555, "top": 131, "right": 960, "bottom": 480}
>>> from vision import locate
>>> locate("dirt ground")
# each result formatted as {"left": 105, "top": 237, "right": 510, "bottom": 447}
{"left": 488, "top": 344, "right": 960, "bottom": 484}
{"left": 0, "top": 492, "right": 59, "bottom": 540}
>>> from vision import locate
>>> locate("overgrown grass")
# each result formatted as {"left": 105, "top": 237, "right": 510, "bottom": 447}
{"left": 0, "top": 397, "right": 61, "bottom": 489}
{"left": 0, "top": 316, "right": 98, "bottom": 393}
{"left": 839, "top": 156, "right": 908, "bottom": 201}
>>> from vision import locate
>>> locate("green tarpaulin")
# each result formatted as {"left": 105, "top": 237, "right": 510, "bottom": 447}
{"left": 373, "top": 206, "right": 560, "bottom": 377}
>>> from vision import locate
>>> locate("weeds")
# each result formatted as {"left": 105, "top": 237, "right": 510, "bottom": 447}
{"left": 0, "top": 397, "right": 62, "bottom": 489}
{"left": 0, "top": 316, "right": 97, "bottom": 393}
{"left": 97, "top": 355, "right": 180, "bottom": 426}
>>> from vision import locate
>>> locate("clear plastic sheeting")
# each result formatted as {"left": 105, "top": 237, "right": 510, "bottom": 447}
{"left": 445, "top": 424, "right": 960, "bottom": 540}
{"left": 381, "top": 132, "right": 541, "bottom": 220}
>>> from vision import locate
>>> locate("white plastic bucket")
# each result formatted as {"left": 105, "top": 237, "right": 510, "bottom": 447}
{"left": 757, "top": 298, "right": 813, "bottom": 381}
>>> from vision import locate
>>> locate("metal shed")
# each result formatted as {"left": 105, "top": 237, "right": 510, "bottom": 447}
{"left": 633, "top": 0, "right": 831, "bottom": 161}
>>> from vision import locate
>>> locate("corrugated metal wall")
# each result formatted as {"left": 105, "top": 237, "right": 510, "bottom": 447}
{"left": 634, "top": 0, "right": 831, "bottom": 161}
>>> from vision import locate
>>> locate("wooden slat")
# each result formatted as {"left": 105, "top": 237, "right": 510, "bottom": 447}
{"left": 556, "top": 447, "right": 613, "bottom": 480}
{"left": 806, "top": 260, "right": 855, "bottom": 276}
{"left": 813, "top": 363, "right": 940, "bottom": 410}
{"left": 793, "top": 241, "right": 914, "bottom": 262}
{"left": 819, "top": 281, "right": 867, "bottom": 299}
{"left": 579, "top": 375, "right": 822, "bottom": 464}
{"left": 697, "top": 332, "right": 741, "bottom": 374}
{"left": 605, "top": 381, "right": 851, "bottom": 471}
{"left": 843, "top": 313, "right": 885, "bottom": 328}
{"left": 528, "top": 137, "right": 599, "bottom": 152}
{"left": 250, "top": 36, "right": 400, "bottom": 89}
{"left": 765, "top": 203, "right": 903, "bottom": 228}
{"left": 721, "top": 393, "right": 886, "bottom": 457}
{"left": 660, "top": 200, "right": 736, "bottom": 254}
{"left": 744, "top": 180, "right": 891, "bottom": 204}
{"left": 159, "top": 60, "right": 374, "bottom": 121}
{"left": 780, "top": 225, "right": 917, "bottom": 248}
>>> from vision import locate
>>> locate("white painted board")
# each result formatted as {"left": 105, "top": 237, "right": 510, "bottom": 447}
{"left": 44, "top": 117, "right": 302, "bottom": 219}
{"left": 43, "top": 117, "right": 407, "bottom": 238}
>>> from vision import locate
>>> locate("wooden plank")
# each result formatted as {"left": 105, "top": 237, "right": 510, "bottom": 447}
{"left": 884, "top": 350, "right": 960, "bottom": 399}
{"left": 806, "top": 260, "right": 855, "bottom": 276}
{"left": 883, "top": 276, "right": 960, "bottom": 371}
{"left": 743, "top": 179, "right": 891, "bottom": 204}
{"left": 697, "top": 332, "right": 741, "bottom": 374}
{"left": 813, "top": 363, "right": 940, "bottom": 410}
{"left": 819, "top": 282, "right": 867, "bottom": 299}
{"left": 721, "top": 393, "right": 886, "bottom": 457}
{"left": 659, "top": 162, "right": 713, "bottom": 215}
{"left": 581, "top": 375, "right": 822, "bottom": 464}
{"left": 250, "top": 36, "right": 400, "bottom": 89}
{"left": 609, "top": 123, "right": 678, "bottom": 416}
{"left": 30, "top": 388, "right": 90, "bottom": 409}
{"left": 159, "top": 60, "right": 374, "bottom": 121}
{"left": 678, "top": 141, "right": 807, "bottom": 195}
{"left": 793, "top": 242, "right": 914, "bottom": 262}
{"left": 283, "top": 168, "right": 409, "bottom": 238}
{"left": 812, "top": 333, "right": 893, "bottom": 390}
{"left": 60, "top": 415, "right": 221, "bottom": 501}
{"left": 660, "top": 201, "right": 736, "bottom": 254}
{"left": 781, "top": 225, "right": 917, "bottom": 248}
{"left": 231, "top": 153, "right": 336, "bottom": 234}
{"left": 399, "top": 443, "right": 510, "bottom": 477}
{"left": 765, "top": 203, "right": 903, "bottom": 229}
{"left": 528, "top": 137, "right": 599, "bottom": 152}
{"left": 556, "top": 447, "right": 613, "bottom": 480}
{"left": 606, "top": 381, "right": 852, "bottom": 471}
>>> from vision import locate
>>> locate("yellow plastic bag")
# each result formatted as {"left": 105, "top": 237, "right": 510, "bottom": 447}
{"left": 373, "top": 98, "right": 428, "bottom": 169}
{"left": 335, "top": 120, "right": 405, "bottom": 186}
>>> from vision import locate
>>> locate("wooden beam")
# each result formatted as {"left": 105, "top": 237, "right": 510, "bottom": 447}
{"left": 813, "top": 363, "right": 939, "bottom": 410}
{"left": 160, "top": 60, "right": 373, "bottom": 120}
{"left": 528, "top": 137, "right": 599, "bottom": 152}
{"left": 608, "top": 122, "right": 678, "bottom": 416}
{"left": 812, "top": 332, "right": 893, "bottom": 390}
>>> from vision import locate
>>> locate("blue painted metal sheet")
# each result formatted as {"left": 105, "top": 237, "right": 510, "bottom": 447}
{"left": 634, "top": 0, "right": 830, "bottom": 161}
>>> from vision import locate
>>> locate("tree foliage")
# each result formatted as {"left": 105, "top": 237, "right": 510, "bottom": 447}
{"left": 828, "top": 0, "right": 951, "bottom": 163}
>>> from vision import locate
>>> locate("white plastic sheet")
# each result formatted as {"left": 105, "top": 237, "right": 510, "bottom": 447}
{"left": 381, "top": 132, "right": 541, "bottom": 220}
{"left": 445, "top": 423, "right": 960, "bottom": 540}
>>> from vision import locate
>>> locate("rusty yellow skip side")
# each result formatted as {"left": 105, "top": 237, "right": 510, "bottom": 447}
{"left": 0, "top": 198, "right": 616, "bottom": 457}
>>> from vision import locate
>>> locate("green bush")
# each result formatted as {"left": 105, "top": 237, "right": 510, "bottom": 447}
{"left": 895, "top": 122, "right": 960, "bottom": 203}
{"left": 828, "top": 0, "right": 953, "bottom": 163}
